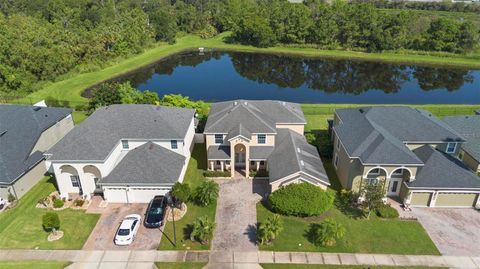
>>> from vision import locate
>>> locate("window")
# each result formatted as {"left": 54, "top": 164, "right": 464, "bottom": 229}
{"left": 257, "top": 134, "right": 266, "bottom": 144}
{"left": 336, "top": 138, "right": 340, "bottom": 149}
{"left": 216, "top": 160, "right": 221, "bottom": 165}
{"left": 70, "top": 175, "right": 80, "bottom": 187}
{"left": 226, "top": 160, "right": 230, "bottom": 165}
{"left": 260, "top": 161, "right": 265, "bottom": 166}
{"left": 392, "top": 169, "right": 403, "bottom": 176}
{"left": 121, "top": 140, "right": 129, "bottom": 149}
{"left": 446, "top": 142, "right": 457, "bottom": 153}
{"left": 171, "top": 140, "right": 178, "bottom": 149}
{"left": 250, "top": 161, "right": 255, "bottom": 166}
{"left": 214, "top": 134, "right": 223, "bottom": 144}
{"left": 365, "top": 178, "right": 379, "bottom": 185}
{"left": 369, "top": 168, "right": 380, "bottom": 175}
{"left": 334, "top": 155, "right": 339, "bottom": 168}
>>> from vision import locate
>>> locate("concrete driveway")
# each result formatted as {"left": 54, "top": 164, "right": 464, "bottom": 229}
{"left": 83, "top": 203, "right": 163, "bottom": 250}
{"left": 414, "top": 208, "right": 480, "bottom": 256}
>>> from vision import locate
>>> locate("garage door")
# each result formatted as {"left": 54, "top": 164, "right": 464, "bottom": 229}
{"left": 410, "top": 192, "right": 432, "bottom": 207}
{"left": 104, "top": 188, "right": 128, "bottom": 203}
{"left": 128, "top": 188, "right": 170, "bottom": 203}
{"left": 436, "top": 193, "right": 478, "bottom": 207}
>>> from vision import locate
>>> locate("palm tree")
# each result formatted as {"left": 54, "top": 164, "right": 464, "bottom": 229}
{"left": 310, "top": 218, "right": 346, "bottom": 247}
{"left": 191, "top": 216, "right": 215, "bottom": 244}
{"left": 194, "top": 181, "right": 219, "bottom": 206}
{"left": 257, "top": 214, "right": 283, "bottom": 245}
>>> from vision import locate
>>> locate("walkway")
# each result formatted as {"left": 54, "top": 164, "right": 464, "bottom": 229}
{"left": 1, "top": 250, "right": 480, "bottom": 268}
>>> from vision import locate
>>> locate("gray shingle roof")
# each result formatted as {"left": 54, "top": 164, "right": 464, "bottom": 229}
{"left": 268, "top": 129, "right": 329, "bottom": 185}
{"left": 207, "top": 146, "right": 231, "bottom": 160}
{"left": 0, "top": 105, "right": 71, "bottom": 184}
{"left": 250, "top": 146, "right": 274, "bottom": 160}
{"left": 48, "top": 105, "right": 195, "bottom": 161}
{"left": 204, "top": 100, "right": 305, "bottom": 134}
{"left": 407, "top": 145, "right": 480, "bottom": 190}
{"left": 99, "top": 142, "right": 185, "bottom": 185}
{"left": 334, "top": 106, "right": 463, "bottom": 165}
{"left": 225, "top": 123, "right": 251, "bottom": 141}
{"left": 443, "top": 115, "right": 480, "bottom": 162}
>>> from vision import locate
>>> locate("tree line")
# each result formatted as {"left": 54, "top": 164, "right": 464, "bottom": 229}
{"left": 358, "top": 0, "right": 480, "bottom": 13}
{"left": 0, "top": 0, "right": 478, "bottom": 95}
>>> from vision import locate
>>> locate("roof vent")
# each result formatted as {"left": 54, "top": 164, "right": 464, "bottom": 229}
{"left": 244, "top": 101, "right": 248, "bottom": 105}
{"left": 149, "top": 143, "right": 154, "bottom": 150}
{"left": 297, "top": 147, "right": 301, "bottom": 153}
{"left": 234, "top": 101, "right": 238, "bottom": 106}
{"left": 0, "top": 130, "right": 7, "bottom": 137}
{"left": 282, "top": 101, "right": 286, "bottom": 106}
{"left": 33, "top": 106, "right": 41, "bottom": 111}
{"left": 359, "top": 109, "right": 364, "bottom": 113}
{"left": 300, "top": 160, "right": 305, "bottom": 166}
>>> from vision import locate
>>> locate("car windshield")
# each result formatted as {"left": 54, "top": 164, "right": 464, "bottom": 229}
{"left": 118, "top": 229, "right": 130, "bottom": 236}
{"left": 149, "top": 207, "right": 163, "bottom": 215}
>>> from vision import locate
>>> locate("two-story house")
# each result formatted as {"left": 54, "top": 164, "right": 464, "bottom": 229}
{"left": 331, "top": 106, "right": 480, "bottom": 208}
{"left": 0, "top": 104, "right": 73, "bottom": 201}
{"left": 46, "top": 104, "right": 195, "bottom": 203}
{"left": 204, "top": 100, "right": 329, "bottom": 192}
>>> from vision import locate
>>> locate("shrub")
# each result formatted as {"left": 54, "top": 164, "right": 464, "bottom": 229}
{"left": 269, "top": 183, "right": 335, "bottom": 217}
{"left": 376, "top": 204, "right": 399, "bottom": 219}
{"left": 309, "top": 218, "right": 346, "bottom": 247}
{"left": 73, "top": 199, "right": 85, "bottom": 207}
{"left": 194, "top": 181, "right": 219, "bottom": 206}
{"left": 42, "top": 212, "right": 61, "bottom": 232}
{"left": 53, "top": 199, "right": 64, "bottom": 208}
{"left": 305, "top": 133, "right": 317, "bottom": 145}
{"left": 172, "top": 182, "right": 191, "bottom": 205}
{"left": 191, "top": 216, "right": 215, "bottom": 244}
{"left": 203, "top": 170, "right": 231, "bottom": 177}
{"left": 257, "top": 214, "right": 283, "bottom": 245}
{"left": 362, "top": 183, "right": 385, "bottom": 219}
{"left": 7, "top": 191, "right": 16, "bottom": 203}
{"left": 249, "top": 170, "right": 269, "bottom": 178}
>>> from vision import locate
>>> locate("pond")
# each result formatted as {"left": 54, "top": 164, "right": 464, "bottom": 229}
{"left": 112, "top": 51, "right": 480, "bottom": 104}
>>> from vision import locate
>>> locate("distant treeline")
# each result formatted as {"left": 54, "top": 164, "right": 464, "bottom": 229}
{"left": 356, "top": 0, "right": 480, "bottom": 13}
{"left": 0, "top": 0, "right": 478, "bottom": 95}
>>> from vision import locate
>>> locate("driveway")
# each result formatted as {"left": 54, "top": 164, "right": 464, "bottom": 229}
{"left": 414, "top": 208, "right": 480, "bottom": 255}
{"left": 83, "top": 203, "right": 163, "bottom": 250}
{"left": 211, "top": 178, "right": 268, "bottom": 251}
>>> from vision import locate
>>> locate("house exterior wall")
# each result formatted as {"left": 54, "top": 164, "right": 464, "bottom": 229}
{"left": 0, "top": 160, "right": 47, "bottom": 200}
{"left": 276, "top": 124, "right": 304, "bottom": 135}
{"left": 406, "top": 142, "right": 462, "bottom": 156}
{"left": 31, "top": 115, "right": 74, "bottom": 154}
{"left": 250, "top": 134, "right": 275, "bottom": 146}
{"left": 460, "top": 149, "right": 480, "bottom": 172}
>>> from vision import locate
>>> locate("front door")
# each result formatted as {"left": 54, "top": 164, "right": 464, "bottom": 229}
{"left": 235, "top": 152, "right": 246, "bottom": 166}
{"left": 387, "top": 179, "right": 400, "bottom": 196}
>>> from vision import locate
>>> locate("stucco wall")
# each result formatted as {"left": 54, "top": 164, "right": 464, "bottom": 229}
{"left": 31, "top": 114, "right": 74, "bottom": 154}
{"left": 460, "top": 149, "right": 480, "bottom": 172}
{"left": 1, "top": 160, "right": 47, "bottom": 200}
{"left": 406, "top": 142, "right": 462, "bottom": 156}
{"left": 276, "top": 124, "right": 304, "bottom": 135}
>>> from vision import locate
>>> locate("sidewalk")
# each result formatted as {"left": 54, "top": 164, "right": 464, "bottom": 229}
{"left": 1, "top": 250, "right": 480, "bottom": 268}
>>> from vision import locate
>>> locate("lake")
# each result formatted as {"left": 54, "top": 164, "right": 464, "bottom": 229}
{"left": 113, "top": 51, "right": 480, "bottom": 104}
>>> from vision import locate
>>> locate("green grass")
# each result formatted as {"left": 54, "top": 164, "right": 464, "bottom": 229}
{"left": 156, "top": 262, "right": 207, "bottom": 269}
{"left": 261, "top": 265, "right": 445, "bottom": 269}
{"left": 0, "top": 261, "right": 71, "bottom": 269}
{"left": 158, "top": 144, "right": 216, "bottom": 251}
{"left": 13, "top": 32, "right": 480, "bottom": 105}
{"left": 72, "top": 110, "right": 88, "bottom": 124}
{"left": 0, "top": 176, "right": 100, "bottom": 249}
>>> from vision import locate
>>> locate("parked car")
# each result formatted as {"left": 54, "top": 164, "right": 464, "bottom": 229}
{"left": 114, "top": 214, "right": 141, "bottom": 245}
{"left": 144, "top": 195, "right": 167, "bottom": 228}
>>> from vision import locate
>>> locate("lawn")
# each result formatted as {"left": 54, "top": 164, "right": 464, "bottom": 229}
{"left": 0, "top": 261, "right": 71, "bottom": 269}
{"left": 261, "top": 265, "right": 445, "bottom": 269}
{"left": 0, "top": 176, "right": 100, "bottom": 249}
{"left": 72, "top": 110, "right": 88, "bottom": 124}
{"left": 158, "top": 143, "right": 217, "bottom": 251}
{"left": 156, "top": 262, "right": 207, "bottom": 269}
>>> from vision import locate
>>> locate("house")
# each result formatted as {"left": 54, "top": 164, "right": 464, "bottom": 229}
{"left": 331, "top": 106, "right": 480, "bottom": 208}
{"left": 46, "top": 104, "right": 195, "bottom": 203}
{"left": 443, "top": 115, "right": 480, "bottom": 173}
{"left": 204, "top": 100, "right": 329, "bottom": 191}
{"left": 0, "top": 104, "right": 73, "bottom": 201}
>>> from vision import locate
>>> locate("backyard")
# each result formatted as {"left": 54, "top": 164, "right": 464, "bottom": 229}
{"left": 158, "top": 144, "right": 217, "bottom": 250}
{"left": 0, "top": 176, "right": 100, "bottom": 249}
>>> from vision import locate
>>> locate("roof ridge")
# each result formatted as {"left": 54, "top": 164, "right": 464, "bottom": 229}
{"left": 241, "top": 102, "right": 277, "bottom": 132}
{"left": 415, "top": 108, "right": 466, "bottom": 141}
{"left": 277, "top": 101, "right": 306, "bottom": 122}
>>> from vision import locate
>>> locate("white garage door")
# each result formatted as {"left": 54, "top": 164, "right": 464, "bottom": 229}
{"left": 104, "top": 188, "right": 128, "bottom": 203}
{"left": 128, "top": 188, "right": 170, "bottom": 203}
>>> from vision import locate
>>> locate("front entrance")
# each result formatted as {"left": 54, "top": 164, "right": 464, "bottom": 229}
{"left": 234, "top": 143, "right": 247, "bottom": 168}
{"left": 387, "top": 179, "right": 400, "bottom": 196}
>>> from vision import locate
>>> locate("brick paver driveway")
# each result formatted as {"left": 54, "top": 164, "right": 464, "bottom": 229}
{"left": 211, "top": 178, "right": 268, "bottom": 251}
{"left": 414, "top": 208, "right": 480, "bottom": 255}
{"left": 83, "top": 203, "right": 162, "bottom": 250}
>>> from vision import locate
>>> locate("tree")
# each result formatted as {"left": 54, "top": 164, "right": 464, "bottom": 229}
{"left": 232, "top": 13, "right": 276, "bottom": 48}
{"left": 309, "top": 218, "right": 346, "bottom": 247}
{"left": 191, "top": 216, "right": 215, "bottom": 244}
{"left": 194, "top": 181, "right": 219, "bottom": 206}
{"left": 42, "top": 212, "right": 61, "bottom": 234}
{"left": 361, "top": 182, "right": 385, "bottom": 219}
{"left": 171, "top": 182, "right": 191, "bottom": 207}
{"left": 88, "top": 82, "right": 122, "bottom": 112}
{"left": 257, "top": 214, "right": 283, "bottom": 245}
{"left": 159, "top": 94, "right": 209, "bottom": 120}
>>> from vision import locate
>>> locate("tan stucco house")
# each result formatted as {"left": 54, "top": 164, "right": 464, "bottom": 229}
{"left": 443, "top": 115, "right": 480, "bottom": 173}
{"left": 46, "top": 104, "right": 195, "bottom": 203}
{"left": 331, "top": 106, "right": 480, "bottom": 208}
{"left": 0, "top": 104, "right": 73, "bottom": 201}
{"left": 204, "top": 100, "right": 329, "bottom": 191}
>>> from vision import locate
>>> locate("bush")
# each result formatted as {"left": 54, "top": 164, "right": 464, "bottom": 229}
{"left": 309, "top": 218, "right": 346, "bottom": 247}
{"left": 376, "top": 204, "right": 399, "bottom": 219}
{"left": 7, "top": 192, "right": 16, "bottom": 203}
{"left": 194, "top": 181, "right": 219, "bottom": 206}
{"left": 257, "top": 214, "right": 283, "bottom": 245}
{"left": 73, "top": 199, "right": 85, "bottom": 207}
{"left": 203, "top": 170, "right": 231, "bottom": 177}
{"left": 172, "top": 182, "right": 191, "bottom": 205}
{"left": 53, "top": 199, "right": 64, "bottom": 208}
{"left": 191, "top": 216, "right": 215, "bottom": 244}
{"left": 249, "top": 170, "right": 269, "bottom": 178}
{"left": 269, "top": 183, "right": 335, "bottom": 217}
{"left": 42, "top": 212, "right": 61, "bottom": 232}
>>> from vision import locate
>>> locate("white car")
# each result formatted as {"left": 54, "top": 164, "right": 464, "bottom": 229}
{"left": 114, "top": 214, "right": 141, "bottom": 246}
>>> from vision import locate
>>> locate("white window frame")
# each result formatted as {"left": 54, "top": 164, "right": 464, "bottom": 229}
{"left": 446, "top": 142, "right": 457, "bottom": 153}
{"left": 121, "top": 140, "right": 129, "bottom": 150}
{"left": 171, "top": 140, "right": 178, "bottom": 149}
{"left": 214, "top": 134, "right": 223, "bottom": 144}
{"left": 257, "top": 134, "right": 266, "bottom": 144}
{"left": 70, "top": 175, "right": 80, "bottom": 187}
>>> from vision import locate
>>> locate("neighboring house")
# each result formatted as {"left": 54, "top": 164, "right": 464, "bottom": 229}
{"left": 204, "top": 100, "right": 329, "bottom": 191}
{"left": 331, "top": 106, "right": 480, "bottom": 208}
{"left": 46, "top": 104, "right": 195, "bottom": 203}
{"left": 443, "top": 115, "right": 480, "bottom": 173}
{"left": 0, "top": 105, "right": 73, "bottom": 201}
